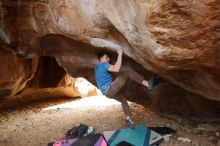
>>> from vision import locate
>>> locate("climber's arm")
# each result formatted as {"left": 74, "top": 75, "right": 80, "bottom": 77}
{"left": 108, "top": 49, "right": 123, "bottom": 72}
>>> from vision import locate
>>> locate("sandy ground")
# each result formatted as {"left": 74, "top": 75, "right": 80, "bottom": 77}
{"left": 0, "top": 96, "right": 220, "bottom": 146}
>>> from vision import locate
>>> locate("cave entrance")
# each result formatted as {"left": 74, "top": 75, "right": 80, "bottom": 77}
{"left": 28, "top": 56, "right": 66, "bottom": 88}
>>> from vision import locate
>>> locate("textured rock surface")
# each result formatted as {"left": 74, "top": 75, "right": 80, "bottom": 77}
{"left": 0, "top": 49, "right": 38, "bottom": 98}
{"left": 0, "top": 0, "right": 220, "bottom": 100}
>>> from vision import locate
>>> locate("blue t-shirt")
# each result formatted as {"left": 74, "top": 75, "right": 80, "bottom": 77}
{"left": 95, "top": 62, "right": 112, "bottom": 95}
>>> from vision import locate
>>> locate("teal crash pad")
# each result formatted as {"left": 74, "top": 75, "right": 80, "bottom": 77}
{"left": 103, "top": 124, "right": 163, "bottom": 146}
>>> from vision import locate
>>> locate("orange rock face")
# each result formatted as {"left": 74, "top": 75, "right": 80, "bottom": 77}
{"left": 0, "top": 0, "right": 219, "bottom": 100}
{"left": 0, "top": 49, "right": 38, "bottom": 98}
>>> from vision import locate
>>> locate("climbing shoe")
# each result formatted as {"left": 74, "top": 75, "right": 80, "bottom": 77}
{"left": 126, "top": 117, "right": 135, "bottom": 128}
{"left": 148, "top": 74, "right": 155, "bottom": 90}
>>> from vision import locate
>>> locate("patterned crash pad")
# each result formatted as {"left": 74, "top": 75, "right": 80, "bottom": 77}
{"left": 49, "top": 134, "right": 107, "bottom": 146}
{"left": 103, "top": 124, "right": 164, "bottom": 146}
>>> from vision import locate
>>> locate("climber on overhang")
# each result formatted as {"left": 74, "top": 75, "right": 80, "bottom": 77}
{"left": 95, "top": 48, "right": 155, "bottom": 127}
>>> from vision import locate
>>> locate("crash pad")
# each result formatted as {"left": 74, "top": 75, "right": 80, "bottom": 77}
{"left": 103, "top": 124, "right": 163, "bottom": 146}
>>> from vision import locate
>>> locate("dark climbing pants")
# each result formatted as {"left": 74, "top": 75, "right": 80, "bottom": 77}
{"left": 106, "top": 68, "right": 144, "bottom": 117}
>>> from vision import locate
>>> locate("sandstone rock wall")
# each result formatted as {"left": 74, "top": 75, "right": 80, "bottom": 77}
{"left": 0, "top": 0, "right": 219, "bottom": 100}
{"left": 0, "top": 49, "right": 38, "bottom": 98}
